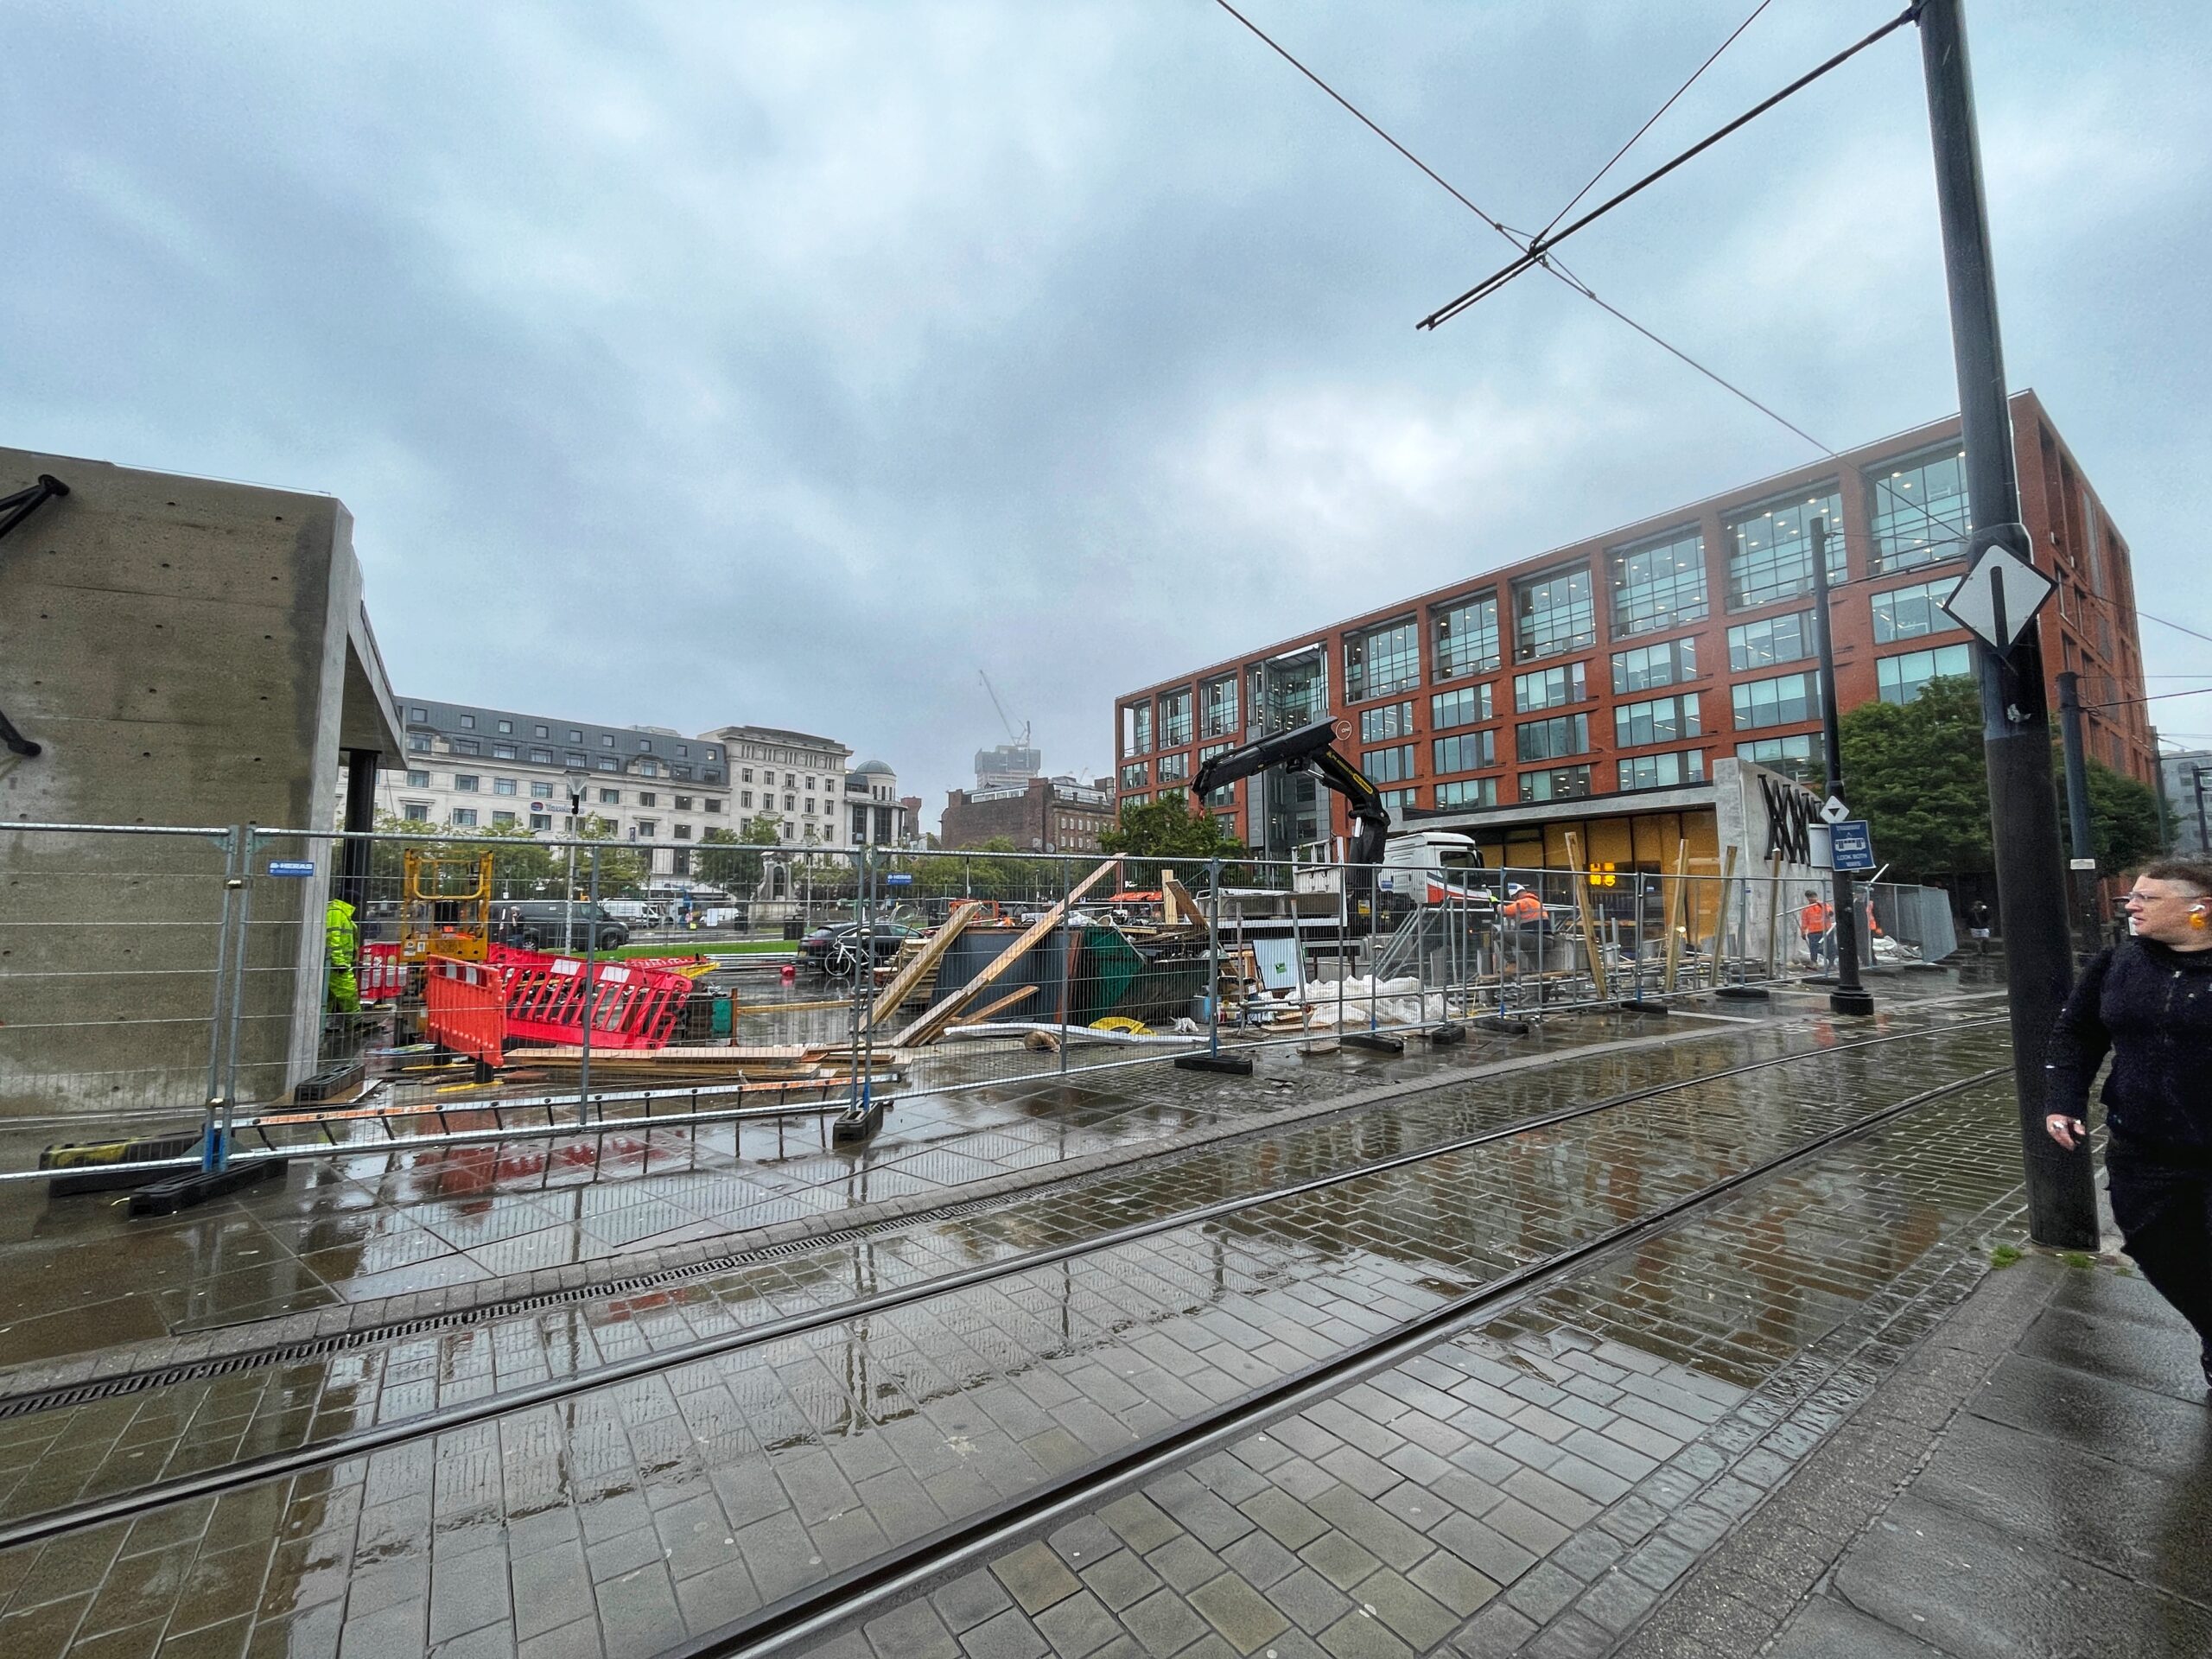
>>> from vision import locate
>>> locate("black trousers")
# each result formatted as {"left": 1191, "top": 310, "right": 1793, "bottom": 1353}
{"left": 2107, "top": 1140, "right": 2212, "bottom": 1354}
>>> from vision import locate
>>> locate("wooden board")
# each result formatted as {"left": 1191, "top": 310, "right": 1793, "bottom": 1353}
{"left": 867, "top": 900, "right": 982, "bottom": 1028}
{"left": 1562, "top": 830, "right": 1609, "bottom": 1001}
{"left": 950, "top": 984, "right": 1038, "bottom": 1027}
{"left": 1662, "top": 839, "right": 1688, "bottom": 992}
{"left": 890, "top": 860, "right": 1116, "bottom": 1046}
{"left": 1160, "top": 872, "right": 1205, "bottom": 928}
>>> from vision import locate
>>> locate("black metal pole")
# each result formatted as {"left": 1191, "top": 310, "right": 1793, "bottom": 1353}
{"left": 2194, "top": 764, "right": 2210, "bottom": 858}
{"left": 1808, "top": 520, "right": 1873, "bottom": 1014}
{"left": 2056, "top": 671, "right": 2100, "bottom": 950}
{"left": 1919, "top": 0, "right": 2097, "bottom": 1247}
{"left": 338, "top": 748, "right": 378, "bottom": 909}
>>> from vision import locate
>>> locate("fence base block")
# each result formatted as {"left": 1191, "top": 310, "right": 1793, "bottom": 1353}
{"left": 1715, "top": 986, "right": 1771, "bottom": 1000}
{"left": 1475, "top": 1015, "right": 1533, "bottom": 1035}
{"left": 830, "top": 1099, "right": 885, "bottom": 1144}
{"left": 1342, "top": 1033, "right": 1406, "bottom": 1054}
{"left": 1618, "top": 999, "right": 1671, "bottom": 1017}
{"left": 1425, "top": 1023, "right": 1468, "bottom": 1045}
{"left": 127, "top": 1157, "right": 288, "bottom": 1217}
{"left": 1175, "top": 1052, "right": 1255, "bottom": 1076}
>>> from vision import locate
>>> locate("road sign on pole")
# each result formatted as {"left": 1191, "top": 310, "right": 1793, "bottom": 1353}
{"left": 1821, "top": 796, "right": 1850, "bottom": 824}
{"left": 1940, "top": 543, "right": 2055, "bottom": 655}
{"left": 1829, "top": 821, "right": 1877, "bottom": 872}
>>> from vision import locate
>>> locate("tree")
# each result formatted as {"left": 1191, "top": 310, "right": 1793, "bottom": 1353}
{"left": 1839, "top": 674, "right": 2173, "bottom": 883}
{"left": 694, "top": 815, "right": 784, "bottom": 892}
{"left": 1100, "top": 794, "right": 1245, "bottom": 861}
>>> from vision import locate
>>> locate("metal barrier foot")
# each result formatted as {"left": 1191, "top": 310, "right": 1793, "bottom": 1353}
{"left": 1715, "top": 986, "right": 1771, "bottom": 1000}
{"left": 1474, "top": 1015, "right": 1532, "bottom": 1035}
{"left": 1342, "top": 1033, "right": 1406, "bottom": 1054}
{"left": 830, "top": 1099, "right": 885, "bottom": 1144}
{"left": 1425, "top": 1023, "right": 1468, "bottom": 1045}
{"left": 1618, "top": 999, "right": 1671, "bottom": 1016}
{"left": 126, "top": 1158, "right": 288, "bottom": 1217}
{"left": 1175, "top": 1052, "right": 1255, "bottom": 1076}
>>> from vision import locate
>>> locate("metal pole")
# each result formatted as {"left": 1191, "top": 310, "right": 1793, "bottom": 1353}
{"left": 1919, "top": 0, "right": 2095, "bottom": 1247}
{"left": 855, "top": 847, "right": 875, "bottom": 1117}
{"left": 1058, "top": 855, "right": 1071, "bottom": 1074}
{"left": 579, "top": 844, "right": 598, "bottom": 1111}
{"left": 1205, "top": 856, "right": 1223, "bottom": 1058}
{"left": 339, "top": 750, "right": 378, "bottom": 910}
{"left": 1810, "top": 518, "right": 1873, "bottom": 1015}
{"left": 2056, "top": 671, "right": 2101, "bottom": 950}
{"left": 202, "top": 830, "right": 242, "bottom": 1171}
{"left": 219, "top": 830, "right": 262, "bottom": 1167}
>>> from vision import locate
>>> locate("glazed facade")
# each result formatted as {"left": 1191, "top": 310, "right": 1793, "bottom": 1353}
{"left": 1115, "top": 393, "right": 2151, "bottom": 856}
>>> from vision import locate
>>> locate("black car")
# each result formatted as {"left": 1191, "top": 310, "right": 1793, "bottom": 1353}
{"left": 798, "top": 921, "right": 917, "bottom": 975}
{"left": 492, "top": 901, "right": 631, "bottom": 953}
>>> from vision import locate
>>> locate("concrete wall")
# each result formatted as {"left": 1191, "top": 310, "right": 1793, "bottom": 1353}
{"left": 0, "top": 448, "right": 399, "bottom": 1124}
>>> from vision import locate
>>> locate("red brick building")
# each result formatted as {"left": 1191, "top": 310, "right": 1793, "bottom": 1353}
{"left": 1114, "top": 392, "right": 2150, "bottom": 860}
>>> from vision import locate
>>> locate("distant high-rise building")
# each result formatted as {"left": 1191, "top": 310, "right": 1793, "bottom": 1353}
{"left": 975, "top": 743, "right": 1042, "bottom": 791}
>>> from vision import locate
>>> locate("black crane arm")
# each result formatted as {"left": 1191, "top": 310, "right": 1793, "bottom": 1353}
{"left": 1187, "top": 716, "right": 1393, "bottom": 865}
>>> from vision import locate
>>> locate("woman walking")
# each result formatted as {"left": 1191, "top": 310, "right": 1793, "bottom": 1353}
{"left": 2045, "top": 859, "right": 2212, "bottom": 1389}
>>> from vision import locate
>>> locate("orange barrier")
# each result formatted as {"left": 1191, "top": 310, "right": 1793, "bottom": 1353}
{"left": 423, "top": 957, "right": 507, "bottom": 1068}
{"left": 359, "top": 940, "right": 410, "bottom": 1001}
{"left": 494, "top": 949, "right": 693, "bottom": 1050}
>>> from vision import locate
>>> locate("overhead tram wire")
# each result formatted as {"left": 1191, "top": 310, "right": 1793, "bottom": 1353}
{"left": 1535, "top": 0, "right": 1777, "bottom": 241}
{"left": 1418, "top": 3, "right": 1924, "bottom": 332}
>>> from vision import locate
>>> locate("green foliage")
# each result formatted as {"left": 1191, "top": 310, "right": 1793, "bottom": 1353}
{"left": 1837, "top": 677, "right": 1992, "bottom": 881}
{"left": 2079, "top": 758, "right": 2171, "bottom": 873}
{"left": 1988, "top": 1243, "right": 2023, "bottom": 1270}
{"left": 1100, "top": 794, "right": 1245, "bottom": 861}
{"left": 693, "top": 816, "right": 785, "bottom": 891}
{"left": 1839, "top": 675, "right": 2171, "bottom": 883}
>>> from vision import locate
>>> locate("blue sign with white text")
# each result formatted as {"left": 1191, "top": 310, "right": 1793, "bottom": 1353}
{"left": 1829, "top": 821, "right": 1876, "bottom": 872}
{"left": 884, "top": 874, "right": 913, "bottom": 886}
{"left": 267, "top": 860, "right": 316, "bottom": 877}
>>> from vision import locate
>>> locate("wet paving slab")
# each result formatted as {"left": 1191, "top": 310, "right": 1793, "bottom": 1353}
{"left": 0, "top": 1009, "right": 2018, "bottom": 1656}
{"left": 0, "top": 976, "right": 1991, "bottom": 1378}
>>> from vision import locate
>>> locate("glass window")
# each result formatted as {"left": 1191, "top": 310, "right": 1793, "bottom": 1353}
{"left": 741, "top": 790, "right": 753, "bottom": 809}
{"left": 401, "top": 801, "right": 429, "bottom": 821}
{"left": 1199, "top": 742, "right": 1236, "bottom": 806}
{"left": 704, "top": 799, "right": 721, "bottom": 814}
{"left": 1430, "top": 683, "right": 1492, "bottom": 730}
{"left": 1727, "top": 611, "right": 1815, "bottom": 673}
{"left": 1872, "top": 578, "right": 1956, "bottom": 644}
{"left": 1731, "top": 671, "right": 1822, "bottom": 730}
{"left": 529, "top": 813, "right": 550, "bottom": 831}
{"left": 597, "top": 757, "right": 618, "bottom": 772}
{"left": 1514, "top": 568, "right": 1596, "bottom": 661}
{"left": 408, "top": 707, "right": 426, "bottom": 723}
{"left": 493, "top": 778, "right": 518, "bottom": 797}
{"left": 497, "top": 720, "right": 512, "bottom": 734}
{"left": 1200, "top": 676, "right": 1239, "bottom": 738}
{"left": 404, "top": 769, "right": 429, "bottom": 788}
{"left": 674, "top": 823, "right": 692, "bottom": 840}
{"left": 1345, "top": 619, "right": 1421, "bottom": 701}
{"left": 1435, "top": 778, "right": 1497, "bottom": 809}
{"left": 1433, "top": 594, "right": 1502, "bottom": 680}
{"left": 459, "top": 715, "right": 475, "bottom": 730}
{"left": 451, "top": 808, "right": 478, "bottom": 826}
{"left": 1121, "top": 703, "right": 1153, "bottom": 756}
{"left": 635, "top": 821, "right": 657, "bottom": 839}
{"left": 639, "top": 791, "right": 658, "bottom": 807}
{"left": 493, "top": 810, "right": 517, "bottom": 826}
{"left": 1515, "top": 713, "right": 1590, "bottom": 762}
{"left": 1876, "top": 643, "right": 1974, "bottom": 704}
{"left": 1432, "top": 731, "right": 1495, "bottom": 772}
{"left": 1726, "top": 489, "right": 1846, "bottom": 609}
{"left": 534, "top": 725, "right": 549, "bottom": 739}
{"left": 1159, "top": 689, "right": 1192, "bottom": 747}
{"left": 1618, "top": 750, "right": 1707, "bottom": 791}
{"left": 1611, "top": 638, "right": 1696, "bottom": 696}
{"left": 531, "top": 782, "right": 553, "bottom": 798}
{"left": 1519, "top": 765, "right": 1593, "bottom": 803}
{"left": 1361, "top": 745, "right": 1414, "bottom": 785}
{"left": 638, "top": 738, "right": 652, "bottom": 753}
{"left": 1379, "top": 788, "right": 1418, "bottom": 813}
{"left": 599, "top": 787, "right": 620, "bottom": 804}
{"left": 1121, "top": 760, "right": 1149, "bottom": 789}
{"left": 1157, "top": 753, "right": 1190, "bottom": 782}
{"left": 528, "top": 747, "right": 553, "bottom": 765}
{"left": 601, "top": 734, "right": 614, "bottom": 747}
{"left": 1872, "top": 446, "right": 1971, "bottom": 572}
{"left": 1614, "top": 694, "right": 1701, "bottom": 749}
{"left": 1359, "top": 702, "right": 1414, "bottom": 743}
{"left": 567, "top": 751, "right": 587, "bottom": 767}
{"left": 408, "top": 734, "right": 430, "bottom": 752}
{"left": 1609, "top": 529, "right": 1708, "bottom": 638}
{"left": 1514, "top": 662, "right": 1587, "bottom": 713}
{"left": 453, "top": 773, "right": 479, "bottom": 791}
{"left": 1737, "top": 733, "right": 1826, "bottom": 782}
{"left": 451, "top": 737, "right": 479, "bottom": 756}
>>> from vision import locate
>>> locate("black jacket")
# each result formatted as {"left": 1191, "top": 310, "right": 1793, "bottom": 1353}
{"left": 2044, "top": 937, "right": 2212, "bottom": 1151}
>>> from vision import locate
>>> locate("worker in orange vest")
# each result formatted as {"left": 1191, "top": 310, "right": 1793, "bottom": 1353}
{"left": 1798, "top": 890, "right": 1835, "bottom": 966}
{"left": 1501, "top": 883, "right": 1544, "bottom": 925}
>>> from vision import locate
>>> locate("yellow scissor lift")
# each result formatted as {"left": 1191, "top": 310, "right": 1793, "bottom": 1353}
{"left": 400, "top": 848, "right": 494, "bottom": 964}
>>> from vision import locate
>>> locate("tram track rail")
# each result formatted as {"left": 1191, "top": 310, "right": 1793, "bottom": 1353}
{"left": 0, "top": 1007, "right": 2003, "bottom": 1424}
{"left": 682, "top": 1061, "right": 2009, "bottom": 1658}
{"left": 0, "top": 1016, "right": 2006, "bottom": 1557}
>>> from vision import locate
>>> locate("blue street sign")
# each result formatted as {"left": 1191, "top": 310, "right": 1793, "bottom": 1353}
{"left": 267, "top": 860, "right": 316, "bottom": 877}
{"left": 1829, "top": 820, "right": 1877, "bottom": 873}
{"left": 884, "top": 874, "right": 913, "bottom": 886}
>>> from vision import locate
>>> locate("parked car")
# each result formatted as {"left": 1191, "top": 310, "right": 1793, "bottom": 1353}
{"left": 492, "top": 901, "right": 631, "bottom": 952}
{"left": 798, "top": 921, "right": 917, "bottom": 975}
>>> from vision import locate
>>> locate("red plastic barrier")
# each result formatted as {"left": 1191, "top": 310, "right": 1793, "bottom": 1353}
{"left": 424, "top": 957, "right": 507, "bottom": 1068}
{"left": 359, "top": 940, "right": 410, "bottom": 1001}
{"left": 493, "top": 948, "right": 693, "bottom": 1050}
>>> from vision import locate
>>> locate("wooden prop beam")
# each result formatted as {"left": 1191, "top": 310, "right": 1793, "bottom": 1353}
{"left": 891, "top": 860, "right": 1116, "bottom": 1046}
{"left": 1563, "top": 831, "right": 1609, "bottom": 1001}
{"left": 867, "top": 900, "right": 982, "bottom": 1029}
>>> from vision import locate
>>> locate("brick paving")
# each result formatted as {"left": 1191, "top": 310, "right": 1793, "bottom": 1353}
{"left": 0, "top": 1014, "right": 2014, "bottom": 1656}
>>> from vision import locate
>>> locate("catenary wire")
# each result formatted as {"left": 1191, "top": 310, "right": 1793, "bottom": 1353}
{"left": 1536, "top": 0, "right": 1777, "bottom": 239}
{"left": 1419, "top": 3, "right": 1923, "bottom": 330}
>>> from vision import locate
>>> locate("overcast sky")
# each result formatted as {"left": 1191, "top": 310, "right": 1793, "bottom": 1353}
{"left": 9, "top": 1, "right": 2209, "bottom": 817}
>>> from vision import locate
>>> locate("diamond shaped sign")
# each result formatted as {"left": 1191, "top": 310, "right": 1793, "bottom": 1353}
{"left": 1941, "top": 547, "right": 2055, "bottom": 655}
{"left": 1821, "top": 796, "right": 1849, "bottom": 824}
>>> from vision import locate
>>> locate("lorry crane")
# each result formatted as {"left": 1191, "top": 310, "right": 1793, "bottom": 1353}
{"left": 1189, "top": 717, "right": 1392, "bottom": 911}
